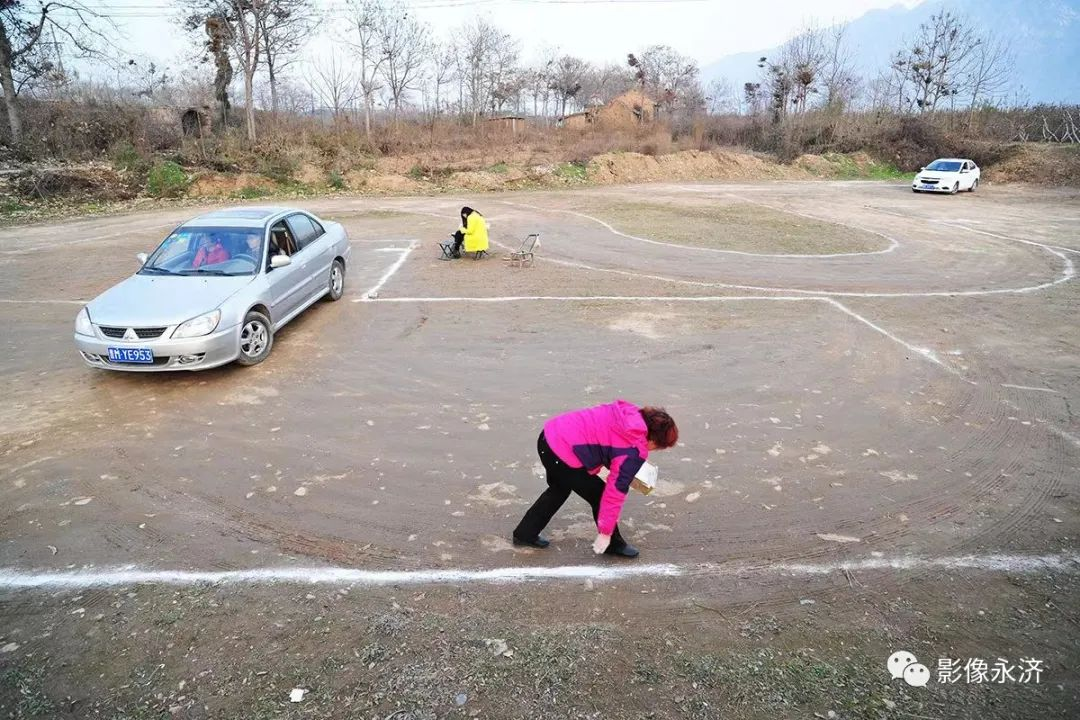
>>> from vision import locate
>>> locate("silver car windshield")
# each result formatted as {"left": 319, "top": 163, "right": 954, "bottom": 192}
{"left": 141, "top": 227, "right": 264, "bottom": 276}
{"left": 926, "top": 160, "right": 962, "bottom": 172}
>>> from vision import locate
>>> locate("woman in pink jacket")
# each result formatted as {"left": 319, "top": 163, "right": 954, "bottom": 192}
{"left": 513, "top": 400, "right": 679, "bottom": 558}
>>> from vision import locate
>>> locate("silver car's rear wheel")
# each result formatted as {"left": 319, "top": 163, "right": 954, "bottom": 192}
{"left": 237, "top": 311, "right": 273, "bottom": 366}
{"left": 327, "top": 259, "right": 345, "bottom": 301}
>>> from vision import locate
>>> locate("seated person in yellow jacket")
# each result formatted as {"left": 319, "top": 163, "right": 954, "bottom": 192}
{"left": 451, "top": 206, "right": 488, "bottom": 258}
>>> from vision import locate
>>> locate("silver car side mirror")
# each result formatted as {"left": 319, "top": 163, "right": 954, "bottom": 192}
{"left": 136, "top": 252, "right": 148, "bottom": 265}
{"left": 270, "top": 254, "right": 292, "bottom": 269}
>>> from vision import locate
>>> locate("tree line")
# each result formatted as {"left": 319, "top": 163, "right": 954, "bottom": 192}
{"left": 0, "top": 0, "right": 1037, "bottom": 148}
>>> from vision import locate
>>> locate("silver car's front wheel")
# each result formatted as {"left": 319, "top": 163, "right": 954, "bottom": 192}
{"left": 327, "top": 259, "right": 345, "bottom": 301}
{"left": 236, "top": 311, "right": 273, "bottom": 366}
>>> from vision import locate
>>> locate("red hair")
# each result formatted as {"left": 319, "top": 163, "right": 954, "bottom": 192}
{"left": 640, "top": 406, "right": 678, "bottom": 448}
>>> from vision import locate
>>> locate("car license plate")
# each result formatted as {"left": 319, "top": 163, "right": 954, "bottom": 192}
{"left": 107, "top": 347, "right": 154, "bottom": 364}
{"left": 921, "top": 184, "right": 937, "bottom": 190}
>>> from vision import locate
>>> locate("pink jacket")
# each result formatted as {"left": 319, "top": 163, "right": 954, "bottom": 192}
{"left": 543, "top": 400, "right": 649, "bottom": 535}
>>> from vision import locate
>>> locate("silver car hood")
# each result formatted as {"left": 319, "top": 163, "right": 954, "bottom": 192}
{"left": 87, "top": 274, "right": 253, "bottom": 327}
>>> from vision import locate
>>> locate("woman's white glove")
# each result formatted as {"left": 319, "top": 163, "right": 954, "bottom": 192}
{"left": 592, "top": 533, "right": 611, "bottom": 555}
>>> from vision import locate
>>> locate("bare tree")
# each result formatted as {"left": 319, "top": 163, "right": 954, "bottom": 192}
{"left": 706, "top": 77, "right": 737, "bottom": 114}
{"left": 548, "top": 54, "right": 589, "bottom": 117}
{"left": 375, "top": 0, "right": 428, "bottom": 124}
{"left": 756, "top": 22, "right": 859, "bottom": 118}
{"left": 892, "top": 11, "right": 985, "bottom": 114}
{"left": 344, "top": 0, "right": 385, "bottom": 136}
{"left": 127, "top": 58, "right": 170, "bottom": 100}
{"left": 757, "top": 55, "right": 791, "bottom": 122}
{"left": 522, "top": 64, "right": 547, "bottom": 117}
{"left": 777, "top": 25, "right": 827, "bottom": 114}
{"left": 526, "top": 47, "right": 557, "bottom": 116}
{"left": 821, "top": 24, "right": 858, "bottom": 110}
{"left": 184, "top": 0, "right": 269, "bottom": 142}
{"left": 742, "top": 81, "right": 763, "bottom": 115}
{"left": 631, "top": 44, "right": 701, "bottom": 121}
{"left": 632, "top": 45, "right": 698, "bottom": 97}
{"left": 881, "top": 50, "right": 913, "bottom": 112}
{"left": 456, "top": 18, "right": 517, "bottom": 124}
{"left": 200, "top": 11, "right": 233, "bottom": 128}
{"left": 424, "top": 44, "right": 455, "bottom": 120}
{"left": 308, "top": 49, "right": 360, "bottom": 119}
{"left": 491, "top": 66, "right": 526, "bottom": 114}
{"left": 965, "top": 32, "right": 1012, "bottom": 126}
{"left": 583, "top": 62, "right": 632, "bottom": 105}
{"left": 260, "top": 0, "right": 318, "bottom": 114}
{"left": 0, "top": 0, "right": 109, "bottom": 144}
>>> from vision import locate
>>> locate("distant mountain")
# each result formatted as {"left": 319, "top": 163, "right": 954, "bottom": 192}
{"left": 701, "top": 0, "right": 1080, "bottom": 105}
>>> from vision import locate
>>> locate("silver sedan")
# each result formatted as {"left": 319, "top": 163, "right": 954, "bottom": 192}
{"left": 74, "top": 206, "right": 351, "bottom": 371}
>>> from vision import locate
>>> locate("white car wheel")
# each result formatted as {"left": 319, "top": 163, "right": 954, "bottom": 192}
{"left": 970, "top": 178, "right": 978, "bottom": 192}
{"left": 950, "top": 182, "right": 959, "bottom": 195}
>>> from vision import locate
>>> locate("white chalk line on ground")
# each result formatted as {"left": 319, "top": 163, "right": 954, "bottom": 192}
{"left": 356, "top": 240, "right": 417, "bottom": 300}
{"left": 2, "top": 553, "right": 1076, "bottom": 592}
{"left": 369, "top": 293, "right": 965, "bottom": 380}
{"left": 365, "top": 290, "right": 957, "bottom": 373}
{"left": 999, "top": 397, "right": 1080, "bottom": 449}
{"left": 497, "top": 200, "right": 900, "bottom": 258}
{"left": 368, "top": 292, "right": 1080, "bottom": 447}
{"left": 496, "top": 200, "right": 1075, "bottom": 298}
{"left": 0, "top": 564, "right": 679, "bottom": 590}
{"left": 369, "top": 295, "right": 823, "bottom": 304}
{"left": 1002, "top": 383, "right": 1059, "bottom": 394}
{"left": 864, "top": 205, "right": 1078, "bottom": 290}
{"left": 824, "top": 298, "right": 960, "bottom": 378}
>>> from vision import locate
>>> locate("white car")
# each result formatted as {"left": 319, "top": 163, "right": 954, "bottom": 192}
{"left": 912, "top": 158, "right": 980, "bottom": 194}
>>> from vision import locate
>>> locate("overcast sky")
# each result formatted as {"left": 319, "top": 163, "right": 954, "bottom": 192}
{"left": 106, "top": 0, "right": 926, "bottom": 78}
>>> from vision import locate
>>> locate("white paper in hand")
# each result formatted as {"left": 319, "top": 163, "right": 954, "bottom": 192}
{"left": 592, "top": 534, "right": 611, "bottom": 554}
{"left": 631, "top": 461, "right": 659, "bottom": 495}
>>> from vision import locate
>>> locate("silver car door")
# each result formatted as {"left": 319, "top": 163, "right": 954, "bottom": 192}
{"left": 307, "top": 218, "right": 335, "bottom": 293}
{"left": 286, "top": 214, "right": 333, "bottom": 300}
{"left": 266, "top": 222, "right": 307, "bottom": 324}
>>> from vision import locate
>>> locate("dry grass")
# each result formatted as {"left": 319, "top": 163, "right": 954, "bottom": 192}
{"left": 2, "top": 100, "right": 1077, "bottom": 218}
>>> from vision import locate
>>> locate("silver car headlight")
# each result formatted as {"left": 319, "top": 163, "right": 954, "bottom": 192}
{"left": 75, "top": 307, "right": 94, "bottom": 336}
{"left": 172, "top": 310, "right": 221, "bottom": 339}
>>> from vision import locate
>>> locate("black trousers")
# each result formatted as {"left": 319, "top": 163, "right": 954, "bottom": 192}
{"left": 514, "top": 432, "right": 627, "bottom": 549}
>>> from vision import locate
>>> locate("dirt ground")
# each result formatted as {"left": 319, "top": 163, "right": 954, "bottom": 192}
{"left": 1, "top": 180, "right": 1078, "bottom": 719}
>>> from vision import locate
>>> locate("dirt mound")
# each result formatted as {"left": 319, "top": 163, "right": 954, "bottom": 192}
{"left": 361, "top": 174, "right": 426, "bottom": 194}
{"left": 448, "top": 171, "right": 506, "bottom": 192}
{"left": 794, "top": 154, "right": 836, "bottom": 175}
{"left": 1, "top": 163, "right": 136, "bottom": 202}
{"left": 188, "top": 172, "right": 275, "bottom": 197}
{"left": 984, "top": 143, "right": 1080, "bottom": 186}
{"left": 588, "top": 149, "right": 806, "bottom": 185}
{"left": 296, "top": 163, "right": 326, "bottom": 187}
{"left": 448, "top": 168, "right": 529, "bottom": 191}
